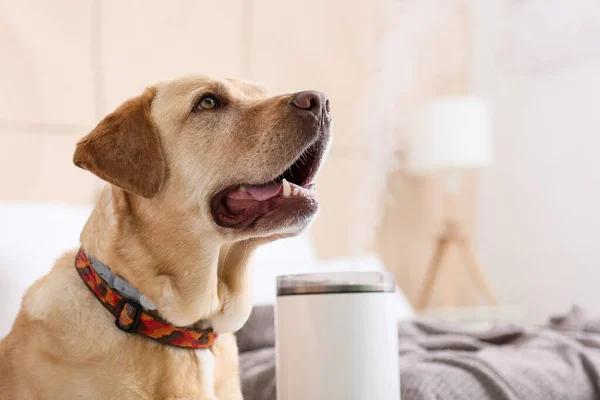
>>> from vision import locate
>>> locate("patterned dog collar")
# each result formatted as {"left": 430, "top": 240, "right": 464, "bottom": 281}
{"left": 75, "top": 248, "right": 217, "bottom": 349}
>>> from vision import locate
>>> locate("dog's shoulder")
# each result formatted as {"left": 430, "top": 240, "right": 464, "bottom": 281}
{"left": 15, "top": 250, "right": 122, "bottom": 354}
{"left": 23, "top": 250, "right": 90, "bottom": 321}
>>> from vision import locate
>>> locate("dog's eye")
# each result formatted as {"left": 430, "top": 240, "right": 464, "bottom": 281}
{"left": 197, "top": 96, "right": 218, "bottom": 110}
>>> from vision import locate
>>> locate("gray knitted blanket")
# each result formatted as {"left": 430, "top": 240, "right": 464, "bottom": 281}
{"left": 237, "top": 305, "right": 600, "bottom": 400}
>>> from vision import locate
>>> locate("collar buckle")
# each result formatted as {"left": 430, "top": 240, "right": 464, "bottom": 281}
{"left": 115, "top": 298, "right": 143, "bottom": 333}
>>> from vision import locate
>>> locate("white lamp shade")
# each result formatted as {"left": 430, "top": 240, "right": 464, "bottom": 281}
{"left": 408, "top": 96, "right": 493, "bottom": 174}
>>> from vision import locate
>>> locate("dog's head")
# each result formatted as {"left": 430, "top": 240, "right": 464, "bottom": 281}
{"left": 74, "top": 75, "right": 331, "bottom": 240}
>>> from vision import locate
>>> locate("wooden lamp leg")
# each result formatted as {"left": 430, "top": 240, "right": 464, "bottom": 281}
{"left": 416, "top": 181, "right": 498, "bottom": 311}
{"left": 443, "top": 244, "right": 456, "bottom": 308}
{"left": 415, "top": 235, "right": 452, "bottom": 310}
{"left": 458, "top": 237, "right": 498, "bottom": 305}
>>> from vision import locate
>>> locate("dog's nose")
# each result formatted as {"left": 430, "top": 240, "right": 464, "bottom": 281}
{"left": 291, "top": 91, "right": 330, "bottom": 118}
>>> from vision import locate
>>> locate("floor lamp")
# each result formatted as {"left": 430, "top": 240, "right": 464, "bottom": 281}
{"left": 408, "top": 96, "right": 498, "bottom": 311}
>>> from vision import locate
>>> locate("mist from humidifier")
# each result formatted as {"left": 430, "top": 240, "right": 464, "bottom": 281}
{"left": 349, "top": 1, "right": 407, "bottom": 257}
{"left": 349, "top": 0, "right": 468, "bottom": 256}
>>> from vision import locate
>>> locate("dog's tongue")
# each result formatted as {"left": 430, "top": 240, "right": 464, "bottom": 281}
{"left": 226, "top": 183, "right": 282, "bottom": 201}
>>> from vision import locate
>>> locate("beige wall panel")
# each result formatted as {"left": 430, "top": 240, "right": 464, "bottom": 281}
{"left": 0, "top": 132, "right": 100, "bottom": 204}
{"left": 101, "top": 0, "right": 244, "bottom": 112}
{"left": 310, "top": 153, "right": 375, "bottom": 259}
{"left": 0, "top": 0, "right": 95, "bottom": 125}
{"left": 248, "top": 0, "right": 379, "bottom": 150}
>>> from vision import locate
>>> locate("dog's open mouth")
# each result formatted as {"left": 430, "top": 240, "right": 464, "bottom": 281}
{"left": 211, "top": 140, "right": 326, "bottom": 229}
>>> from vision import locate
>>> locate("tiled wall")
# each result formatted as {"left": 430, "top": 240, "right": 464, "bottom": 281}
{"left": 0, "top": 0, "right": 383, "bottom": 248}
{"left": 1, "top": 0, "right": 476, "bottom": 304}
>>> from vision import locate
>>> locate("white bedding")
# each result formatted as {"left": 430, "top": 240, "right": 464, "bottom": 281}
{"left": 0, "top": 203, "right": 93, "bottom": 336}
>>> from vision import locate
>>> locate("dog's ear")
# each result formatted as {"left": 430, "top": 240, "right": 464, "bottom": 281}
{"left": 73, "top": 87, "right": 166, "bottom": 198}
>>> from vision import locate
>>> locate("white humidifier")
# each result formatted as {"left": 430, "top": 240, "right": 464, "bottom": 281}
{"left": 275, "top": 272, "right": 400, "bottom": 400}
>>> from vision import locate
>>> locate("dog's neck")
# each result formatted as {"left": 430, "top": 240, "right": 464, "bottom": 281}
{"left": 80, "top": 186, "right": 256, "bottom": 328}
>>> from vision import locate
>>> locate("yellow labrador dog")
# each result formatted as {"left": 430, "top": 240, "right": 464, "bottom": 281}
{"left": 0, "top": 75, "right": 331, "bottom": 399}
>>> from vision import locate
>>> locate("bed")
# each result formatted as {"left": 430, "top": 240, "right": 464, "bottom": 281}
{"left": 2, "top": 203, "right": 599, "bottom": 400}
{"left": 238, "top": 305, "right": 600, "bottom": 400}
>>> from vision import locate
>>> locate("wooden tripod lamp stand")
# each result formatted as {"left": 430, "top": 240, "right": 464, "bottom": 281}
{"left": 408, "top": 96, "right": 498, "bottom": 311}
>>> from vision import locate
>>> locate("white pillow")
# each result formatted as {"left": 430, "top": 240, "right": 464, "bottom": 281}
{"left": 0, "top": 203, "right": 93, "bottom": 337}
{"left": 251, "top": 234, "right": 319, "bottom": 305}
{"left": 251, "top": 236, "right": 415, "bottom": 320}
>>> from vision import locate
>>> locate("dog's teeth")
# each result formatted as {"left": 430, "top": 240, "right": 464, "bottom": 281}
{"left": 239, "top": 185, "right": 247, "bottom": 192}
{"left": 292, "top": 187, "right": 299, "bottom": 196}
{"left": 282, "top": 179, "right": 292, "bottom": 197}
